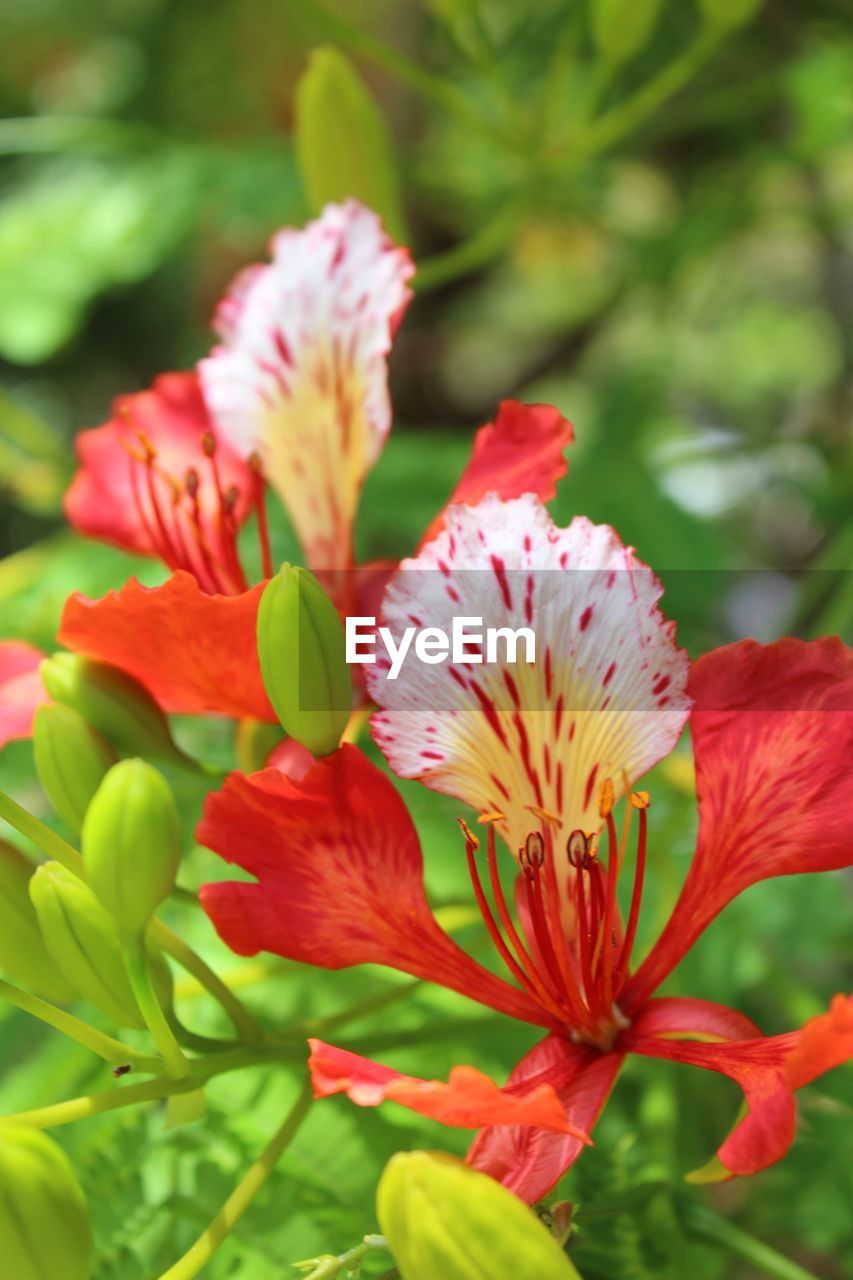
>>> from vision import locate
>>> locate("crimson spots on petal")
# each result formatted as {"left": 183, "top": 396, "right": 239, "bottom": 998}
{"left": 579, "top": 605, "right": 594, "bottom": 632}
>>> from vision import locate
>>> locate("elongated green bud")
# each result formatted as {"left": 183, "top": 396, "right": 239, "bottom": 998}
{"left": 257, "top": 565, "right": 352, "bottom": 756}
{"left": 29, "top": 862, "right": 172, "bottom": 1027}
{"left": 0, "top": 841, "right": 74, "bottom": 1004}
{"left": 82, "top": 759, "right": 181, "bottom": 935}
{"left": 33, "top": 703, "right": 116, "bottom": 834}
{"left": 40, "top": 654, "right": 185, "bottom": 763}
{"left": 377, "top": 1152, "right": 581, "bottom": 1280}
{"left": 0, "top": 1125, "right": 92, "bottom": 1280}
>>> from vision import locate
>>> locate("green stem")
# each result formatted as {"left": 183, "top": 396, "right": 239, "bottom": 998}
{"left": 155, "top": 1082, "right": 313, "bottom": 1280}
{"left": 122, "top": 932, "right": 190, "bottom": 1080}
{"left": 680, "top": 1201, "right": 823, "bottom": 1280}
{"left": 0, "top": 978, "right": 160, "bottom": 1071}
{"left": 7, "top": 1076, "right": 197, "bottom": 1129}
{"left": 547, "top": 30, "right": 721, "bottom": 162}
{"left": 415, "top": 204, "right": 522, "bottom": 292}
{"left": 0, "top": 791, "right": 84, "bottom": 876}
{"left": 274, "top": 978, "right": 422, "bottom": 1043}
{"left": 151, "top": 921, "right": 263, "bottom": 1043}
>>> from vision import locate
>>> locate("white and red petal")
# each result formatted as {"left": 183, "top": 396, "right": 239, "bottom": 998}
{"left": 200, "top": 200, "right": 414, "bottom": 572}
{"left": 369, "top": 494, "right": 690, "bottom": 856}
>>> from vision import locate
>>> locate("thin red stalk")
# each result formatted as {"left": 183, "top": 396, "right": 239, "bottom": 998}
{"left": 465, "top": 844, "right": 551, "bottom": 1013}
{"left": 614, "top": 806, "right": 648, "bottom": 994}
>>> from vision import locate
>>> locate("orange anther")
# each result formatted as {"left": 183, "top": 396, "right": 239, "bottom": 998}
{"left": 630, "top": 791, "right": 651, "bottom": 810}
{"left": 598, "top": 777, "right": 615, "bottom": 819}
{"left": 457, "top": 818, "right": 480, "bottom": 851}
{"left": 478, "top": 809, "right": 505, "bottom": 825}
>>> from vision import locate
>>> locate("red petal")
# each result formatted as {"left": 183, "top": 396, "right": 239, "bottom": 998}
{"left": 0, "top": 642, "right": 47, "bottom": 746}
{"left": 785, "top": 993, "right": 853, "bottom": 1088}
{"left": 65, "top": 371, "right": 254, "bottom": 593}
{"left": 625, "top": 994, "right": 853, "bottom": 1176}
{"left": 630, "top": 996, "right": 762, "bottom": 1042}
{"left": 419, "top": 401, "right": 573, "bottom": 548}
{"left": 308, "top": 1038, "right": 591, "bottom": 1139}
{"left": 467, "top": 1034, "right": 622, "bottom": 1202}
{"left": 199, "top": 744, "right": 547, "bottom": 1026}
{"left": 626, "top": 637, "right": 853, "bottom": 1009}
{"left": 59, "top": 573, "right": 273, "bottom": 721}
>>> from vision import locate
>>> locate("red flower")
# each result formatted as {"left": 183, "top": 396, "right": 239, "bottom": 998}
{"left": 0, "top": 642, "right": 47, "bottom": 747}
{"left": 58, "top": 203, "right": 573, "bottom": 723}
{"left": 198, "top": 496, "right": 853, "bottom": 1202}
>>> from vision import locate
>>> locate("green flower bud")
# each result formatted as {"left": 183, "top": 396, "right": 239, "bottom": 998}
{"left": 33, "top": 703, "right": 116, "bottom": 834}
{"left": 257, "top": 565, "right": 352, "bottom": 756}
{"left": 40, "top": 654, "right": 185, "bottom": 764}
{"left": 29, "top": 862, "right": 172, "bottom": 1027}
{"left": 82, "top": 759, "right": 181, "bottom": 935}
{"left": 377, "top": 1152, "right": 581, "bottom": 1280}
{"left": 0, "top": 841, "right": 75, "bottom": 1004}
{"left": 0, "top": 1125, "right": 92, "bottom": 1280}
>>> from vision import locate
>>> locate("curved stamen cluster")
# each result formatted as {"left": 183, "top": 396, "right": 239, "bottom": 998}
{"left": 460, "top": 781, "right": 650, "bottom": 1050}
{"left": 122, "top": 417, "right": 273, "bottom": 595}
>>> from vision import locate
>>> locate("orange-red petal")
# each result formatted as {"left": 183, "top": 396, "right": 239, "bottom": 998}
{"left": 419, "top": 401, "right": 573, "bottom": 549}
{"left": 199, "top": 744, "right": 548, "bottom": 1026}
{"left": 308, "top": 1038, "right": 591, "bottom": 1141}
{"left": 59, "top": 572, "right": 273, "bottom": 721}
{"left": 625, "top": 994, "right": 853, "bottom": 1177}
{"left": 626, "top": 637, "right": 853, "bottom": 1009}
{"left": 467, "top": 1034, "right": 622, "bottom": 1202}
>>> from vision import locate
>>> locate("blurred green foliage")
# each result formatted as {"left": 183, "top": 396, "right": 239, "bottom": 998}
{"left": 1, "top": 1, "right": 852, "bottom": 1277}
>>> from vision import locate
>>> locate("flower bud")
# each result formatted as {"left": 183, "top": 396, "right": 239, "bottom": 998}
{"left": 377, "top": 1152, "right": 581, "bottom": 1280}
{"left": 40, "top": 654, "right": 185, "bottom": 764}
{"left": 33, "top": 703, "right": 116, "bottom": 834}
{"left": 256, "top": 565, "right": 352, "bottom": 756}
{"left": 82, "top": 759, "right": 181, "bottom": 935}
{"left": 0, "top": 841, "right": 74, "bottom": 1004}
{"left": 0, "top": 1125, "right": 92, "bottom": 1280}
{"left": 29, "top": 862, "right": 172, "bottom": 1027}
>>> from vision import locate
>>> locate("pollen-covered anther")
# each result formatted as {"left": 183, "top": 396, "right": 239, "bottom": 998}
{"left": 630, "top": 790, "right": 651, "bottom": 810}
{"left": 525, "top": 803, "right": 562, "bottom": 828}
{"left": 201, "top": 430, "right": 217, "bottom": 458}
{"left": 478, "top": 809, "right": 506, "bottom": 825}
{"left": 567, "top": 828, "right": 596, "bottom": 870}
{"left": 247, "top": 450, "right": 265, "bottom": 478}
{"left": 457, "top": 817, "right": 480, "bottom": 851}
{"left": 524, "top": 830, "right": 545, "bottom": 869}
{"left": 184, "top": 468, "right": 200, "bottom": 499}
{"left": 598, "top": 777, "right": 615, "bottom": 819}
{"left": 223, "top": 484, "right": 240, "bottom": 515}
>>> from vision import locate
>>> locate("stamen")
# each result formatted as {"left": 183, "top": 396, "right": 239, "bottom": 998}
{"left": 457, "top": 818, "right": 479, "bottom": 851}
{"left": 613, "top": 794, "right": 650, "bottom": 991}
{"left": 526, "top": 803, "right": 562, "bottom": 827}
{"left": 478, "top": 810, "right": 506, "bottom": 825}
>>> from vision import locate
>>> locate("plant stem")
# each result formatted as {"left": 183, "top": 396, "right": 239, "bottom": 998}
{"left": 122, "top": 932, "right": 190, "bottom": 1079}
{"left": 415, "top": 203, "right": 521, "bottom": 292}
{"left": 155, "top": 1082, "right": 313, "bottom": 1280}
{"left": 0, "top": 978, "right": 160, "bottom": 1070}
{"left": 0, "top": 790, "right": 85, "bottom": 876}
{"left": 680, "top": 1201, "right": 823, "bottom": 1280}
{"left": 152, "top": 921, "right": 263, "bottom": 1043}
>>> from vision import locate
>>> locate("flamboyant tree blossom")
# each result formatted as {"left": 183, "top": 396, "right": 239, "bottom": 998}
{"left": 198, "top": 494, "right": 853, "bottom": 1202}
{"left": 58, "top": 202, "right": 573, "bottom": 724}
{"left": 0, "top": 642, "right": 47, "bottom": 747}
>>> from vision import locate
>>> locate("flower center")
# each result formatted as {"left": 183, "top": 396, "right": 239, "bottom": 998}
{"left": 121, "top": 417, "right": 273, "bottom": 594}
{"left": 459, "top": 781, "right": 650, "bottom": 1050}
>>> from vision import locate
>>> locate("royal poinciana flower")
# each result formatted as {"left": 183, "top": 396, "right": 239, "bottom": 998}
{"left": 0, "top": 642, "right": 48, "bottom": 748}
{"left": 198, "top": 494, "right": 853, "bottom": 1202}
{"left": 57, "top": 201, "right": 573, "bottom": 723}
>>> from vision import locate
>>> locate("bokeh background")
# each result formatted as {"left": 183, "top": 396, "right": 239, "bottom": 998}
{"left": 1, "top": 1, "right": 851, "bottom": 1277}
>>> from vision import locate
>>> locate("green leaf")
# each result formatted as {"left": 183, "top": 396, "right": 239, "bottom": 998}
{"left": 591, "top": 0, "right": 664, "bottom": 69}
{"left": 294, "top": 47, "right": 407, "bottom": 241}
